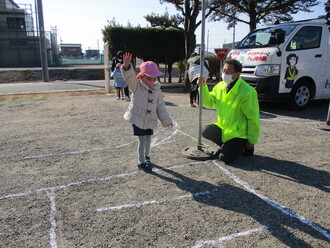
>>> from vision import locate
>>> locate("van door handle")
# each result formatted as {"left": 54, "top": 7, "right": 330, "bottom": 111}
{"left": 315, "top": 54, "right": 322, "bottom": 57}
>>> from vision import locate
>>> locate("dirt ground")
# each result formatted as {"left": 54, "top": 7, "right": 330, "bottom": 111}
{"left": 0, "top": 88, "right": 329, "bottom": 248}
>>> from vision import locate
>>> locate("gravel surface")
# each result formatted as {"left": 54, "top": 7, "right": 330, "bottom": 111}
{"left": 0, "top": 89, "right": 329, "bottom": 247}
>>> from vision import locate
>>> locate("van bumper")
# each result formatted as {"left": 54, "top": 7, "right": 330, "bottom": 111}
{"left": 241, "top": 75, "right": 289, "bottom": 101}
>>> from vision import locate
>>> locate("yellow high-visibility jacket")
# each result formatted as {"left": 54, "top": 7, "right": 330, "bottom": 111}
{"left": 200, "top": 77, "right": 260, "bottom": 144}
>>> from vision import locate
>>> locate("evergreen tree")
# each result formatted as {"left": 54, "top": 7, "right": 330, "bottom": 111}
{"left": 210, "top": 0, "right": 320, "bottom": 31}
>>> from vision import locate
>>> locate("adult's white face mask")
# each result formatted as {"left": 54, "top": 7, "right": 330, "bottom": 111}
{"left": 222, "top": 73, "right": 233, "bottom": 84}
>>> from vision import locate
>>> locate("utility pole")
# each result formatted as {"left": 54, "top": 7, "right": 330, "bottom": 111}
{"left": 232, "top": 21, "right": 236, "bottom": 49}
{"left": 36, "top": 0, "right": 49, "bottom": 82}
{"left": 207, "top": 29, "right": 209, "bottom": 55}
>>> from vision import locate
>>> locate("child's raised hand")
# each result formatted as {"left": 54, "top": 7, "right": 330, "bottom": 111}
{"left": 123, "top": 52, "right": 132, "bottom": 69}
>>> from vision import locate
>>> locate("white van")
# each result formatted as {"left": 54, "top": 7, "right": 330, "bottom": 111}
{"left": 227, "top": 17, "right": 330, "bottom": 109}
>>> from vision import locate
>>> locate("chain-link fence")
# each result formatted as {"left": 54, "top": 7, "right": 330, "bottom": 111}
{"left": 61, "top": 56, "right": 104, "bottom": 65}
{"left": 0, "top": 2, "right": 61, "bottom": 67}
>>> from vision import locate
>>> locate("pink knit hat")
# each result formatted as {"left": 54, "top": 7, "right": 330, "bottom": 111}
{"left": 115, "top": 63, "right": 122, "bottom": 69}
{"left": 136, "top": 61, "right": 163, "bottom": 79}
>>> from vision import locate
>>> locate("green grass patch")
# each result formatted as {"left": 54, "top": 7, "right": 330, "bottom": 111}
{"left": 0, "top": 98, "right": 46, "bottom": 104}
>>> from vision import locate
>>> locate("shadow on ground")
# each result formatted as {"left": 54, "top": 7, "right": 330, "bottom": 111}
{"left": 259, "top": 100, "right": 329, "bottom": 121}
{"left": 231, "top": 155, "right": 330, "bottom": 193}
{"left": 151, "top": 163, "right": 329, "bottom": 247}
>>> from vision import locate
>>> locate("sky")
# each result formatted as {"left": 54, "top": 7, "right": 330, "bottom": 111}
{"left": 16, "top": 0, "right": 328, "bottom": 53}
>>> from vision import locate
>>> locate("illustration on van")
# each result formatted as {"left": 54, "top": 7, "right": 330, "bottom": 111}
{"left": 283, "top": 53, "right": 299, "bottom": 88}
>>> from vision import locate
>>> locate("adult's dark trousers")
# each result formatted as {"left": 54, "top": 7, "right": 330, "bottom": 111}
{"left": 202, "top": 124, "right": 248, "bottom": 163}
{"left": 190, "top": 81, "right": 199, "bottom": 104}
{"left": 124, "top": 86, "right": 130, "bottom": 98}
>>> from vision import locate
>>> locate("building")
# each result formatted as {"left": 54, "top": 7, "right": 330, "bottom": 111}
{"left": 60, "top": 44, "right": 83, "bottom": 57}
{"left": 85, "top": 49, "right": 100, "bottom": 58}
{"left": 223, "top": 41, "right": 240, "bottom": 49}
{"left": 0, "top": 0, "right": 42, "bottom": 67}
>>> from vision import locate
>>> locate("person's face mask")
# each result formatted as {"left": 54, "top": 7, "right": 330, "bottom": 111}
{"left": 222, "top": 73, "right": 233, "bottom": 84}
{"left": 141, "top": 76, "right": 157, "bottom": 87}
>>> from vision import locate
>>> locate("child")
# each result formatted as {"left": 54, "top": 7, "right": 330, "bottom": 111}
{"left": 187, "top": 53, "right": 209, "bottom": 107}
{"left": 121, "top": 52, "right": 173, "bottom": 172}
{"left": 111, "top": 63, "right": 128, "bottom": 100}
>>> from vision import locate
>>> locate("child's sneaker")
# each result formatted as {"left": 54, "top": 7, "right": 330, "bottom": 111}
{"left": 145, "top": 156, "right": 151, "bottom": 164}
{"left": 116, "top": 97, "right": 119, "bottom": 100}
{"left": 138, "top": 162, "right": 152, "bottom": 173}
{"left": 121, "top": 97, "right": 125, "bottom": 100}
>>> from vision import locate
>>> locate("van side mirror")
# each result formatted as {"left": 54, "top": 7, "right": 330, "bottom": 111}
{"left": 275, "top": 31, "right": 285, "bottom": 44}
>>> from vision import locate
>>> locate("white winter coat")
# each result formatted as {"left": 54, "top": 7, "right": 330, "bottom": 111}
{"left": 121, "top": 64, "right": 172, "bottom": 130}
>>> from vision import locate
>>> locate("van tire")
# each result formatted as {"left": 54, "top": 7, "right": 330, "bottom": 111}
{"left": 288, "top": 81, "right": 312, "bottom": 110}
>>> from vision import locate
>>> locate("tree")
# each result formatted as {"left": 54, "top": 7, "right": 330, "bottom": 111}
{"left": 156, "top": 0, "right": 218, "bottom": 90}
{"left": 144, "top": 10, "right": 184, "bottom": 29}
{"left": 159, "top": 0, "right": 217, "bottom": 60}
{"left": 326, "top": 0, "right": 330, "bottom": 22}
{"left": 211, "top": 0, "right": 320, "bottom": 31}
{"left": 102, "top": 26, "right": 185, "bottom": 83}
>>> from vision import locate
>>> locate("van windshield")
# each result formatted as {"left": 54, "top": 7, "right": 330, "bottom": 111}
{"left": 236, "top": 24, "right": 297, "bottom": 49}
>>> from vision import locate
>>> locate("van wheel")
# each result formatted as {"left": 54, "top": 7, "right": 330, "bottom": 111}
{"left": 288, "top": 81, "right": 312, "bottom": 110}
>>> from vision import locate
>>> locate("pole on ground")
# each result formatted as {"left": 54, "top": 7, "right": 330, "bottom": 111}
{"left": 197, "top": 0, "right": 206, "bottom": 150}
{"left": 104, "top": 42, "right": 111, "bottom": 94}
{"left": 182, "top": 0, "right": 217, "bottom": 160}
{"left": 36, "top": 0, "right": 49, "bottom": 82}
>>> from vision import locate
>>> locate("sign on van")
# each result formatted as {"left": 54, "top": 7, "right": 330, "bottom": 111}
{"left": 214, "top": 48, "right": 230, "bottom": 61}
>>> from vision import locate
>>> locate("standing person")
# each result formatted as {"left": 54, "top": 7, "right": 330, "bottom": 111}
{"left": 187, "top": 52, "right": 209, "bottom": 107}
{"left": 111, "top": 51, "right": 124, "bottom": 72}
{"left": 111, "top": 63, "right": 127, "bottom": 100}
{"left": 121, "top": 52, "right": 173, "bottom": 172}
{"left": 197, "top": 59, "right": 260, "bottom": 164}
{"left": 111, "top": 51, "right": 130, "bottom": 100}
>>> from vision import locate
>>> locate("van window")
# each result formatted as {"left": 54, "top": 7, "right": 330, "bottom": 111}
{"left": 236, "top": 24, "right": 296, "bottom": 49}
{"left": 287, "top": 26, "right": 322, "bottom": 51}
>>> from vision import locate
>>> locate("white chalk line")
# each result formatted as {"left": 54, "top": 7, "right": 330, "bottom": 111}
{"left": 23, "top": 142, "right": 135, "bottom": 160}
{"left": 96, "top": 189, "right": 216, "bottom": 212}
{"left": 6, "top": 115, "right": 328, "bottom": 244}
{"left": 151, "top": 130, "right": 177, "bottom": 147}
{"left": 191, "top": 225, "right": 269, "bottom": 248}
{"left": 177, "top": 129, "right": 198, "bottom": 142}
{"left": 49, "top": 190, "right": 58, "bottom": 248}
{"left": 212, "top": 161, "right": 330, "bottom": 240}
{"left": 23, "top": 121, "right": 182, "bottom": 160}
{"left": 0, "top": 160, "right": 209, "bottom": 200}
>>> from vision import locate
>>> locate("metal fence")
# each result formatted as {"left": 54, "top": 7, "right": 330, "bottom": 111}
{"left": 61, "top": 56, "right": 104, "bottom": 65}
{"left": 0, "top": 2, "right": 62, "bottom": 68}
